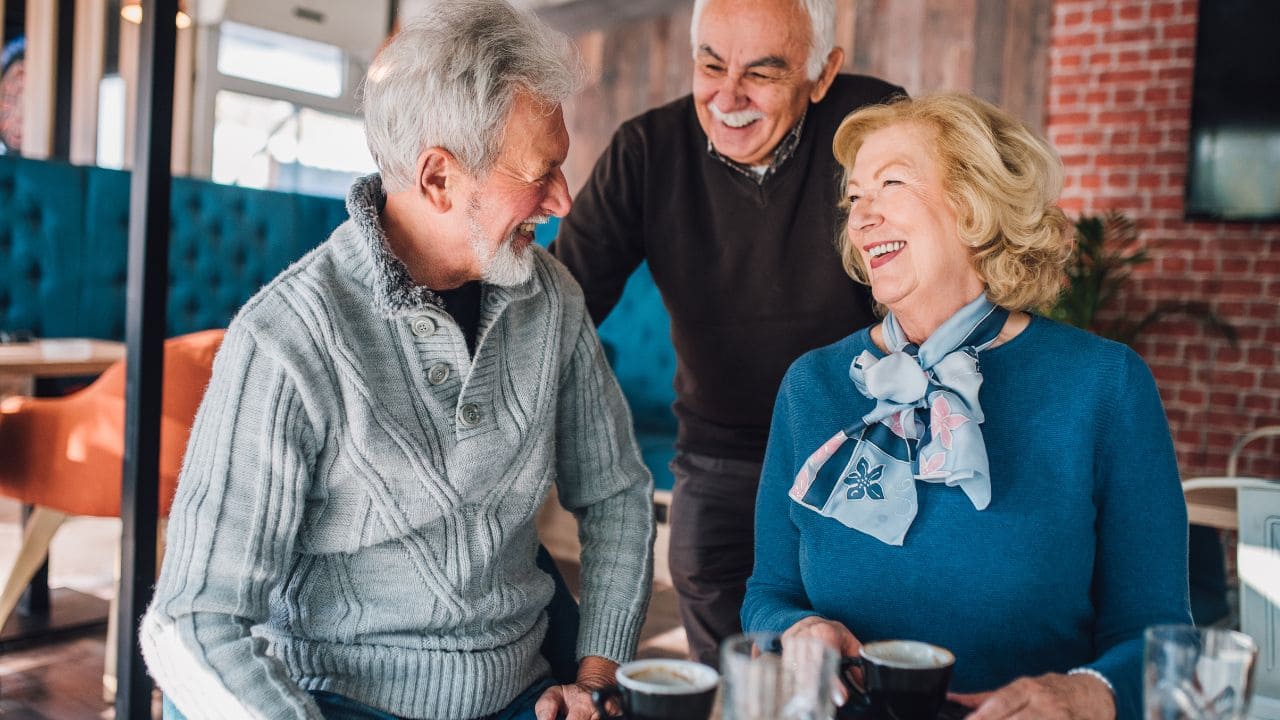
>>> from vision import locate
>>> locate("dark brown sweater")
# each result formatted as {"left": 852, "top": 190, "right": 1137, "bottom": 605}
{"left": 552, "top": 74, "right": 904, "bottom": 461}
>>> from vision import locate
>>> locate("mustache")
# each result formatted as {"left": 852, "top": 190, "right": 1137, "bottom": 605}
{"left": 709, "top": 105, "right": 765, "bottom": 128}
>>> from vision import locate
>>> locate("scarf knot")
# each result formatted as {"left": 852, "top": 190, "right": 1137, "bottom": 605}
{"left": 789, "top": 296, "right": 1008, "bottom": 546}
{"left": 860, "top": 350, "right": 929, "bottom": 406}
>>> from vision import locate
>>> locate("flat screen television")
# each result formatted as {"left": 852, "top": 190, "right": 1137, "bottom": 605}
{"left": 1184, "top": 0, "right": 1280, "bottom": 222}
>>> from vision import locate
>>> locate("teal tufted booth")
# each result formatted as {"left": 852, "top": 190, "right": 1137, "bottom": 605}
{"left": 91, "top": 163, "right": 346, "bottom": 338}
{"left": 0, "top": 157, "right": 677, "bottom": 490}
{"left": 0, "top": 157, "right": 88, "bottom": 338}
{"left": 0, "top": 155, "right": 347, "bottom": 340}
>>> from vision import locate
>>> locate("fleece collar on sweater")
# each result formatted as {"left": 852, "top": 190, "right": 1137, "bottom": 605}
{"left": 343, "top": 173, "right": 538, "bottom": 320}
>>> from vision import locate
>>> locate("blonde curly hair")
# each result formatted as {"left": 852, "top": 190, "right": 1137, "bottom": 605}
{"left": 832, "top": 93, "right": 1072, "bottom": 311}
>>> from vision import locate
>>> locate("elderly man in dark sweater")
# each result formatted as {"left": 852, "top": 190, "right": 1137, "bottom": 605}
{"left": 551, "top": 0, "right": 902, "bottom": 666}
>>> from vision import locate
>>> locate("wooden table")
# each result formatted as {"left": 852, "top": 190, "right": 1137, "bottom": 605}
{"left": 1185, "top": 487, "right": 1238, "bottom": 530}
{"left": 0, "top": 338, "right": 125, "bottom": 648}
{"left": 1182, "top": 476, "right": 1279, "bottom": 531}
{"left": 0, "top": 338, "right": 126, "bottom": 379}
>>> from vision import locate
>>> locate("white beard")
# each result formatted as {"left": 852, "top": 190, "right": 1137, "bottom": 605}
{"left": 467, "top": 200, "right": 534, "bottom": 287}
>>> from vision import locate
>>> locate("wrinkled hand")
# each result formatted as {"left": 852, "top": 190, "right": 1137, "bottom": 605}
{"left": 950, "top": 672, "right": 1115, "bottom": 720}
{"left": 783, "top": 615, "right": 862, "bottom": 658}
{"left": 784, "top": 616, "right": 863, "bottom": 705}
{"left": 534, "top": 656, "right": 618, "bottom": 720}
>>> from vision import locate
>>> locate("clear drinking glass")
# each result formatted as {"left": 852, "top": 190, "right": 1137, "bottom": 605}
{"left": 720, "top": 632, "right": 838, "bottom": 720}
{"left": 1144, "top": 624, "right": 1258, "bottom": 720}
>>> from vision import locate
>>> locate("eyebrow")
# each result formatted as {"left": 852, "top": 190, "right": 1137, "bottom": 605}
{"left": 533, "top": 158, "right": 562, "bottom": 178}
{"left": 697, "top": 45, "right": 791, "bottom": 71}
{"left": 847, "top": 160, "right": 913, "bottom": 188}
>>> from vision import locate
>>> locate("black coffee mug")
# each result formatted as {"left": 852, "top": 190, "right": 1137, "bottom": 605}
{"left": 841, "top": 639, "right": 956, "bottom": 720}
{"left": 591, "top": 658, "right": 719, "bottom": 720}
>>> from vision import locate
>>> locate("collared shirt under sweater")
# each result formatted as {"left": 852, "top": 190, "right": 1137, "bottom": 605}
{"left": 552, "top": 74, "right": 905, "bottom": 461}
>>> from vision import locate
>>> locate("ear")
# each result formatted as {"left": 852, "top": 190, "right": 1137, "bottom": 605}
{"left": 809, "top": 47, "right": 845, "bottom": 103}
{"left": 416, "top": 147, "right": 460, "bottom": 212}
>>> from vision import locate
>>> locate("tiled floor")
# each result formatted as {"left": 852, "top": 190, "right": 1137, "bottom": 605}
{"left": 0, "top": 497, "right": 688, "bottom": 719}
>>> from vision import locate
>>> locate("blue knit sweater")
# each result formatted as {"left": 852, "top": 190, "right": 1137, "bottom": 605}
{"left": 742, "top": 316, "right": 1191, "bottom": 720}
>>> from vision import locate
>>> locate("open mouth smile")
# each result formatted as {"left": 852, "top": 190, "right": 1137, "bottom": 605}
{"left": 710, "top": 105, "right": 764, "bottom": 129}
{"left": 866, "top": 241, "right": 905, "bottom": 268}
{"left": 513, "top": 216, "right": 549, "bottom": 249}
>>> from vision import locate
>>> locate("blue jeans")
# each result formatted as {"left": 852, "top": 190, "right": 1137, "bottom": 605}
{"left": 162, "top": 677, "right": 555, "bottom": 720}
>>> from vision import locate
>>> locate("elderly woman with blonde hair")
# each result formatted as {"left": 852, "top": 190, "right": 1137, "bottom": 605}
{"left": 741, "top": 94, "right": 1190, "bottom": 720}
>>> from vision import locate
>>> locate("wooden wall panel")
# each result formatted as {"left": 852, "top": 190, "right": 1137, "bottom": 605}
{"left": 547, "top": 0, "right": 1052, "bottom": 193}
{"left": 848, "top": 0, "right": 875, "bottom": 79}
{"left": 921, "top": 0, "right": 976, "bottom": 92}
{"left": 972, "top": 0, "right": 1009, "bottom": 104}
{"left": 837, "top": 0, "right": 1050, "bottom": 123}
{"left": 999, "top": 0, "right": 1052, "bottom": 132}
{"left": 662, "top": 6, "right": 694, "bottom": 99}
{"left": 21, "top": 0, "right": 56, "bottom": 159}
{"left": 69, "top": 0, "right": 105, "bottom": 165}
{"left": 115, "top": 13, "right": 193, "bottom": 172}
{"left": 880, "top": 0, "right": 925, "bottom": 90}
{"left": 560, "top": 10, "right": 695, "bottom": 190}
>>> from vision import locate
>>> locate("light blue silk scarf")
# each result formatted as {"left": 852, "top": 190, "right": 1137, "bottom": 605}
{"left": 788, "top": 295, "right": 1009, "bottom": 545}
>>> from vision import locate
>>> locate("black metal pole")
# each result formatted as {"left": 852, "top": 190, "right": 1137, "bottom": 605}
{"left": 116, "top": 0, "right": 176, "bottom": 718}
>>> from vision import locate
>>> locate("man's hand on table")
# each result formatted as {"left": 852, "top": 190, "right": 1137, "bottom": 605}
{"left": 534, "top": 655, "right": 618, "bottom": 720}
{"left": 951, "top": 672, "right": 1116, "bottom": 720}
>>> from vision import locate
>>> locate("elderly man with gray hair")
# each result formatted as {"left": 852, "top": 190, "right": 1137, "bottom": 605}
{"left": 551, "top": 0, "right": 902, "bottom": 666}
{"left": 139, "top": 2, "right": 654, "bottom": 718}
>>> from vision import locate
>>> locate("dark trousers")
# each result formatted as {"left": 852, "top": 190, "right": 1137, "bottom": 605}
{"left": 668, "top": 451, "right": 763, "bottom": 668}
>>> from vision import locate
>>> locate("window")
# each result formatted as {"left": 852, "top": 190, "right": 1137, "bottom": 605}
{"left": 216, "top": 21, "right": 344, "bottom": 99}
{"left": 211, "top": 90, "right": 374, "bottom": 196}
{"left": 192, "top": 16, "right": 376, "bottom": 198}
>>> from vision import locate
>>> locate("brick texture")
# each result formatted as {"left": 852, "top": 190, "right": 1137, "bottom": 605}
{"left": 1048, "top": 0, "right": 1279, "bottom": 480}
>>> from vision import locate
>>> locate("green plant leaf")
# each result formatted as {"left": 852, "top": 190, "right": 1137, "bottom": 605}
{"left": 1050, "top": 211, "right": 1237, "bottom": 347}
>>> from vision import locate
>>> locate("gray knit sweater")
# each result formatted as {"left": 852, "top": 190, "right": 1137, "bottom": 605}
{"left": 140, "top": 175, "right": 655, "bottom": 720}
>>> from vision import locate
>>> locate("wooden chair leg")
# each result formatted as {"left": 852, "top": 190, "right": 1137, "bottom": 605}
{"left": 103, "top": 548, "right": 121, "bottom": 703}
{"left": 0, "top": 506, "right": 70, "bottom": 628}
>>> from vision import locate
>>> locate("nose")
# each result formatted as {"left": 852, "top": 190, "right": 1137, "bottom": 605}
{"left": 543, "top": 168, "right": 572, "bottom": 218}
{"left": 714, "top": 72, "right": 746, "bottom": 111}
{"left": 847, "top": 194, "right": 882, "bottom": 232}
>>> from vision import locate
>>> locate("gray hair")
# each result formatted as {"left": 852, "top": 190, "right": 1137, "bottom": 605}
{"left": 690, "top": 0, "right": 836, "bottom": 82}
{"left": 360, "top": 0, "right": 580, "bottom": 192}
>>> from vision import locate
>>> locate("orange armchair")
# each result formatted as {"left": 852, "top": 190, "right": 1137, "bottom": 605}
{"left": 0, "top": 328, "right": 224, "bottom": 630}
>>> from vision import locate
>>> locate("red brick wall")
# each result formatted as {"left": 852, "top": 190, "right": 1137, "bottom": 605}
{"left": 1047, "top": 0, "right": 1279, "bottom": 479}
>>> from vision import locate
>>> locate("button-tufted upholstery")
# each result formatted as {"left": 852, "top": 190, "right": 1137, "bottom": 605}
{"left": 77, "top": 163, "right": 348, "bottom": 339}
{"left": 0, "top": 155, "right": 674, "bottom": 491}
{"left": 0, "top": 155, "right": 347, "bottom": 340}
{"left": 0, "top": 156, "right": 87, "bottom": 338}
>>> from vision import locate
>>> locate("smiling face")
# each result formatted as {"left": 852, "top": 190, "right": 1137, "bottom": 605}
{"left": 845, "top": 122, "right": 985, "bottom": 324}
{"left": 463, "top": 93, "right": 572, "bottom": 286}
{"left": 692, "top": 0, "right": 826, "bottom": 166}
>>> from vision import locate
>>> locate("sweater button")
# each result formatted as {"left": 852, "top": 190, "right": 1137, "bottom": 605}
{"left": 410, "top": 316, "right": 436, "bottom": 337}
{"left": 427, "top": 363, "right": 450, "bottom": 385}
{"left": 459, "top": 403, "right": 482, "bottom": 427}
